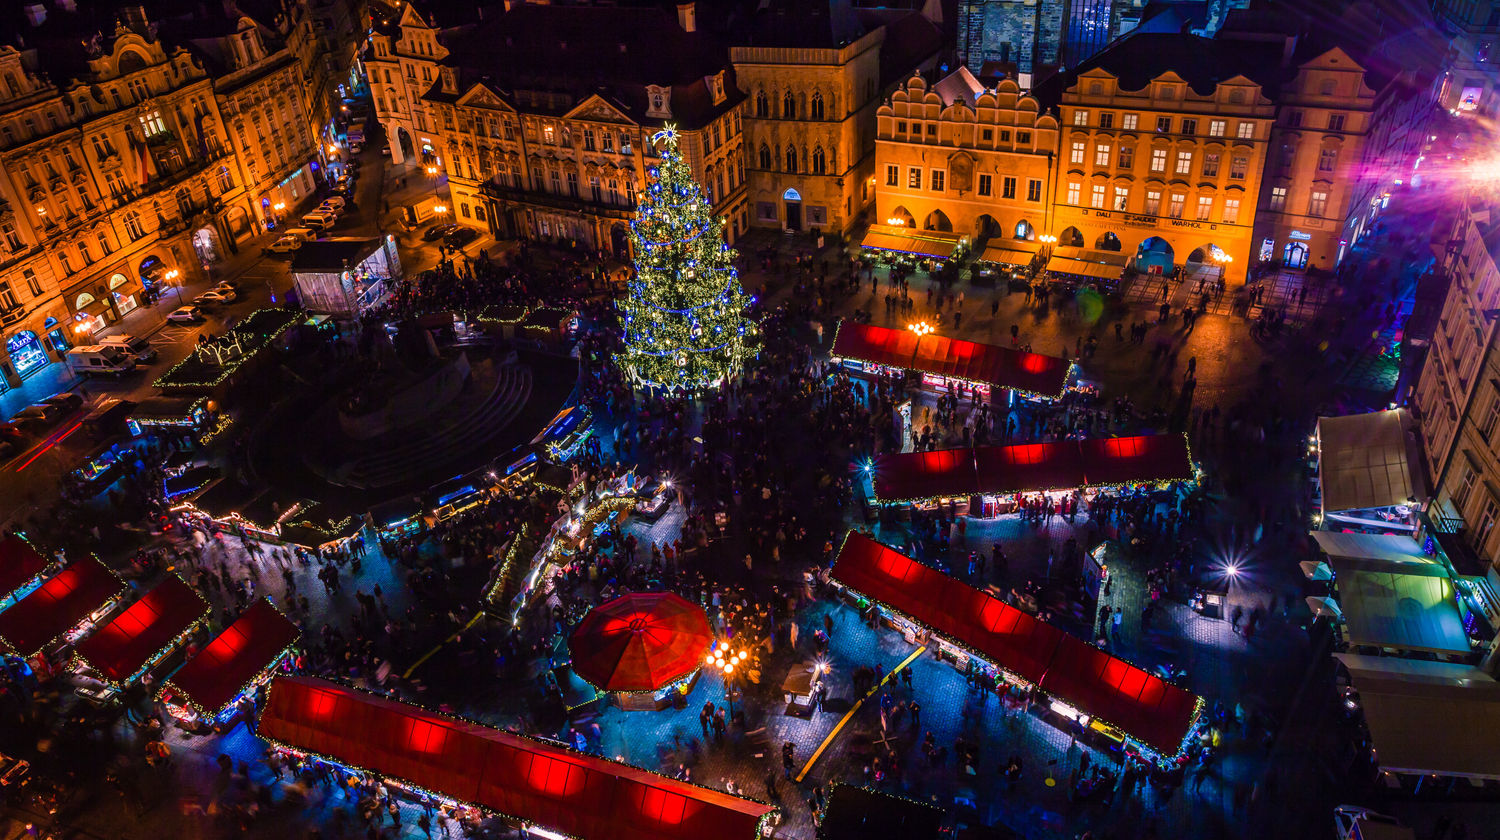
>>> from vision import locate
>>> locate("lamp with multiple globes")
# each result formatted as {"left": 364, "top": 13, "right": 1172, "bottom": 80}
{"left": 705, "top": 642, "right": 748, "bottom": 719}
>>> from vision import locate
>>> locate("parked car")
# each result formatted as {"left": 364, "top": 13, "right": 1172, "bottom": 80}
{"left": 321, "top": 196, "right": 346, "bottom": 211}
{"left": 281, "top": 227, "right": 317, "bottom": 243}
{"left": 444, "top": 227, "right": 479, "bottom": 248}
{"left": 167, "top": 305, "right": 202, "bottom": 323}
{"left": 196, "top": 289, "right": 235, "bottom": 306}
{"left": 43, "top": 392, "right": 84, "bottom": 412}
{"left": 423, "top": 223, "right": 458, "bottom": 242}
{"left": 265, "top": 235, "right": 303, "bottom": 255}
{"left": 96, "top": 334, "right": 156, "bottom": 362}
{"left": 10, "top": 403, "right": 64, "bottom": 429}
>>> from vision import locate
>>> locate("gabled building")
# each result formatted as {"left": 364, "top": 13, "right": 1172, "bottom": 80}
{"left": 732, "top": 0, "right": 941, "bottom": 238}
{"left": 373, "top": 1, "right": 747, "bottom": 255}
{"left": 874, "top": 69, "right": 1058, "bottom": 247}
{"left": 1036, "top": 33, "right": 1277, "bottom": 284}
{"left": 0, "top": 2, "right": 235, "bottom": 386}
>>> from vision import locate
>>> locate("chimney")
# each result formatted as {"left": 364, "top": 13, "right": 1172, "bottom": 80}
{"left": 22, "top": 3, "right": 45, "bottom": 26}
{"left": 676, "top": 2, "right": 696, "bottom": 33}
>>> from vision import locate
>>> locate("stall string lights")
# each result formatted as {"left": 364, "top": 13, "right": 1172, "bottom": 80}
{"left": 618, "top": 126, "right": 756, "bottom": 393}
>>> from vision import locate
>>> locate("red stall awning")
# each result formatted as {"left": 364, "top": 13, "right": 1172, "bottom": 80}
{"left": 1078, "top": 435, "right": 1194, "bottom": 488}
{"left": 872, "top": 436, "right": 1194, "bottom": 503}
{"left": 165, "top": 599, "right": 301, "bottom": 718}
{"left": 0, "top": 535, "right": 49, "bottom": 603}
{"left": 831, "top": 322, "right": 1070, "bottom": 397}
{"left": 1040, "top": 635, "right": 1200, "bottom": 756}
{"left": 0, "top": 556, "right": 126, "bottom": 657}
{"left": 260, "top": 677, "right": 774, "bottom": 840}
{"left": 74, "top": 576, "right": 210, "bottom": 685}
{"left": 974, "top": 442, "right": 1088, "bottom": 494}
{"left": 831, "top": 533, "right": 1200, "bottom": 755}
{"left": 830, "top": 533, "right": 1062, "bottom": 685}
{"left": 825, "top": 534, "right": 955, "bottom": 631}
{"left": 871, "top": 448, "right": 977, "bottom": 502}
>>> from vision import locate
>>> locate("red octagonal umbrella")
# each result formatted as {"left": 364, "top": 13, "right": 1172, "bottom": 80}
{"left": 569, "top": 592, "right": 713, "bottom": 692}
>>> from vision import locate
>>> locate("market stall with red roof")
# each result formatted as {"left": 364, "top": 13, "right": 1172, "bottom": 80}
{"left": 870, "top": 447, "right": 979, "bottom": 502}
{"left": 0, "top": 534, "right": 49, "bottom": 604}
{"left": 259, "top": 676, "right": 774, "bottom": 840}
{"left": 870, "top": 435, "right": 1194, "bottom": 506}
{"left": 0, "top": 556, "right": 127, "bottom": 658}
{"left": 829, "top": 533, "right": 1201, "bottom": 760}
{"left": 830, "top": 322, "right": 1071, "bottom": 398}
{"left": 73, "top": 576, "right": 210, "bottom": 686}
{"left": 163, "top": 598, "right": 301, "bottom": 721}
{"left": 1041, "top": 635, "right": 1201, "bottom": 757}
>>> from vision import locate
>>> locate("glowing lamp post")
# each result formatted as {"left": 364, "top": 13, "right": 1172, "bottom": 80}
{"left": 706, "top": 642, "right": 747, "bottom": 720}
{"left": 907, "top": 321, "right": 934, "bottom": 337}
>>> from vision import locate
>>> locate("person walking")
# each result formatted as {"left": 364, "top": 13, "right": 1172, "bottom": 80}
{"left": 700, "top": 702, "right": 713, "bottom": 739}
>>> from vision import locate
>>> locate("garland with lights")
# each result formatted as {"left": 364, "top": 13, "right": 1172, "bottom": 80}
{"left": 618, "top": 126, "right": 755, "bottom": 392}
{"left": 154, "top": 308, "right": 298, "bottom": 389}
{"left": 828, "top": 531, "right": 1202, "bottom": 765}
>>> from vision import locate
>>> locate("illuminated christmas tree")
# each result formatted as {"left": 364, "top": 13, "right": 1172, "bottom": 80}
{"left": 620, "top": 126, "right": 755, "bottom": 392}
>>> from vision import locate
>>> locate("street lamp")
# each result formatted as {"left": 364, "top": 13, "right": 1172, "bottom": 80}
{"left": 907, "top": 321, "right": 934, "bottom": 337}
{"left": 705, "top": 641, "right": 747, "bottom": 721}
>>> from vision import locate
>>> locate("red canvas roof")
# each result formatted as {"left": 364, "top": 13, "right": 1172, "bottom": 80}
{"left": 1043, "top": 635, "right": 1200, "bottom": 756}
{"left": 871, "top": 448, "right": 977, "bottom": 501}
{"left": 871, "top": 436, "right": 1194, "bottom": 503}
{"left": 0, "top": 535, "right": 49, "bottom": 602}
{"left": 74, "top": 576, "right": 209, "bottom": 684}
{"left": 974, "top": 442, "right": 1088, "bottom": 494}
{"left": 831, "top": 534, "right": 1200, "bottom": 755}
{"left": 831, "top": 322, "right": 1069, "bottom": 397}
{"left": 260, "top": 677, "right": 774, "bottom": 840}
{"left": 824, "top": 535, "right": 954, "bottom": 631}
{"left": 831, "top": 534, "right": 1061, "bottom": 685}
{"left": 1078, "top": 435, "right": 1194, "bottom": 488}
{"left": 0, "top": 556, "right": 126, "bottom": 657}
{"left": 166, "top": 599, "right": 301, "bottom": 717}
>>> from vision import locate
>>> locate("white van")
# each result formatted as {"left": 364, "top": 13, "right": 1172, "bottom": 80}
{"left": 65, "top": 345, "right": 136, "bottom": 377}
{"left": 97, "top": 334, "right": 156, "bottom": 363}
{"left": 300, "top": 211, "right": 336, "bottom": 230}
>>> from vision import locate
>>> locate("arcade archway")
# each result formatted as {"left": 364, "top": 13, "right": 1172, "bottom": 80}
{"left": 1058, "top": 226, "right": 1084, "bottom": 248}
{"left": 1095, "top": 232, "right": 1122, "bottom": 251}
{"left": 924, "top": 209, "right": 952, "bottom": 232}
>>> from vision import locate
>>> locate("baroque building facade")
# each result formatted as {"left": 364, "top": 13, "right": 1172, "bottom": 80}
{"left": 0, "top": 0, "right": 357, "bottom": 389}
{"left": 875, "top": 71, "right": 1058, "bottom": 246}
